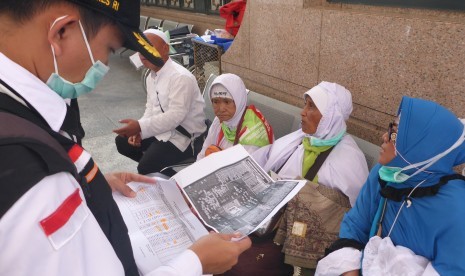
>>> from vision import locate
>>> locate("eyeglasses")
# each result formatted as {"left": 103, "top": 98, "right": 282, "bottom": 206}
{"left": 388, "top": 122, "right": 397, "bottom": 144}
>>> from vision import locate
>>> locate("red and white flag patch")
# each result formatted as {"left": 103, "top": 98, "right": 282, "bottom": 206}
{"left": 68, "top": 144, "right": 91, "bottom": 173}
{"left": 40, "top": 188, "right": 89, "bottom": 250}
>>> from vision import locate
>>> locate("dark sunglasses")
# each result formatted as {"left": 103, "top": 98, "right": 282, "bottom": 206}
{"left": 388, "top": 122, "right": 397, "bottom": 143}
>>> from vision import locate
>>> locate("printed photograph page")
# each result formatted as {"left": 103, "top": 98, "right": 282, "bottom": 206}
{"left": 172, "top": 145, "right": 307, "bottom": 236}
{"left": 113, "top": 178, "right": 208, "bottom": 275}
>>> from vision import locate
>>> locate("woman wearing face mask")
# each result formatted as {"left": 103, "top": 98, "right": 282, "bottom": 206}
{"left": 316, "top": 96, "right": 465, "bottom": 275}
{"left": 196, "top": 73, "right": 273, "bottom": 160}
{"left": 240, "top": 82, "right": 368, "bottom": 275}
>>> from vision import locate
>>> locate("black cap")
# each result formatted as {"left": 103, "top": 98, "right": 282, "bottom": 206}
{"left": 67, "top": 0, "right": 164, "bottom": 67}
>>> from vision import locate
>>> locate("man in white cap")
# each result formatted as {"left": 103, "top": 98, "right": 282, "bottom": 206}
{"left": 114, "top": 28, "right": 207, "bottom": 176}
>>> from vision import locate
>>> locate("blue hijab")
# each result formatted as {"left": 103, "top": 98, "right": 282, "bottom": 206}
{"left": 339, "top": 96, "right": 465, "bottom": 275}
{"left": 385, "top": 96, "right": 465, "bottom": 187}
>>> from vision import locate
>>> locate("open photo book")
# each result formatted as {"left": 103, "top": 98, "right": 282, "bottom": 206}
{"left": 113, "top": 145, "right": 307, "bottom": 274}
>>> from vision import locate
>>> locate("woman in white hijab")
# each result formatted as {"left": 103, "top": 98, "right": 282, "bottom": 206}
{"left": 251, "top": 81, "right": 369, "bottom": 275}
{"left": 253, "top": 81, "right": 368, "bottom": 205}
{"left": 197, "top": 73, "right": 273, "bottom": 160}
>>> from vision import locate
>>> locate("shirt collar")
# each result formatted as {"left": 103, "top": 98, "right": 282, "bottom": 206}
{"left": 153, "top": 57, "right": 173, "bottom": 78}
{"left": 0, "top": 52, "right": 66, "bottom": 132}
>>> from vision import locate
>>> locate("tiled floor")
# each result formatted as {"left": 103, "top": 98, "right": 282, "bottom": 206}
{"left": 80, "top": 52, "right": 144, "bottom": 174}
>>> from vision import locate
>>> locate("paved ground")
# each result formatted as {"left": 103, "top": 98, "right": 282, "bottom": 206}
{"left": 80, "top": 52, "right": 144, "bottom": 174}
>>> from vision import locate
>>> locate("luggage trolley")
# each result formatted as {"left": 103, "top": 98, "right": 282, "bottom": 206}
{"left": 192, "top": 39, "right": 224, "bottom": 92}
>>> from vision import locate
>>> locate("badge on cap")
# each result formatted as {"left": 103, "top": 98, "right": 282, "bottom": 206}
{"left": 68, "top": 0, "right": 165, "bottom": 67}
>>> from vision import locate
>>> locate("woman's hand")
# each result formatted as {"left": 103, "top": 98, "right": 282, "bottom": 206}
{"left": 105, "top": 172, "right": 156, "bottom": 197}
{"left": 342, "top": 270, "right": 360, "bottom": 276}
{"left": 205, "top": 145, "right": 222, "bottom": 157}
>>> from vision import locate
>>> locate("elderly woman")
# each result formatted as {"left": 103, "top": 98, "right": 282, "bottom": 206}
{"left": 316, "top": 96, "right": 465, "bottom": 275}
{"left": 254, "top": 81, "right": 368, "bottom": 204}
{"left": 196, "top": 73, "right": 273, "bottom": 160}
{"left": 240, "top": 82, "right": 368, "bottom": 275}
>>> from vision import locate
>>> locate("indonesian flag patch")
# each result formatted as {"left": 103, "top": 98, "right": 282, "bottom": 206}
{"left": 39, "top": 188, "right": 89, "bottom": 250}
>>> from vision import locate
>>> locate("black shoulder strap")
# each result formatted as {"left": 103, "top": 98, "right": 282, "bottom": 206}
{"left": 379, "top": 174, "right": 465, "bottom": 202}
{"left": 0, "top": 112, "right": 78, "bottom": 218}
{"left": 0, "top": 88, "right": 50, "bottom": 129}
{"left": 304, "top": 146, "right": 335, "bottom": 181}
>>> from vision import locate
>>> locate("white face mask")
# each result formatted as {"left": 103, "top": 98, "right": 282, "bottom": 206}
{"left": 46, "top": 15, "right": 109, "bottom": 99}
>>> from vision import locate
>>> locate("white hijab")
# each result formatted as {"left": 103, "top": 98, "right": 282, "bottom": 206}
{"left": 307, "top": 81, "right": 352, "bottom": 139}
{"left": 209, "top": 73, "right": 247, "bottom": 129}
{"left": 253, "top": 81, "right": 367, "bottom": 205}
{"left": 197, "top": 74, "right": 251, "bottom": 160}
{"left": 257, "top": 81, "right": 353, "bottom": 173}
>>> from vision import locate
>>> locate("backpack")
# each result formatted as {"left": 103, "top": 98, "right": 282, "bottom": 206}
{"left": 0, "top": 98, "right": 83, "bottom": 218}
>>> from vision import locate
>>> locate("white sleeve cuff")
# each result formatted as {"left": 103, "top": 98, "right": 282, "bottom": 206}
{"left": 138, "top": 118, "right": 150, "bottom": 140}
{"left": 145, "top": 249, "right": 202, "bottom": 276}
{"left": 167, "top": 249, "right": 203, "bottom": 275}
{"left": 315, "top": 247, "right": 362, "bottom": 276}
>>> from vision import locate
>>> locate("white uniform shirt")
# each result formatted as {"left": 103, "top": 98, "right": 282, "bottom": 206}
{"left": 0, "top": 53, "right": 202, "bottom": 276}
{"left": 139, "top": 58, "right": 206, "bottom": 152}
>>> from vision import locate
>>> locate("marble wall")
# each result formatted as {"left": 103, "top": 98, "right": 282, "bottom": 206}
{"left": 222, "top": 0, "right": 465, "bottom": 143}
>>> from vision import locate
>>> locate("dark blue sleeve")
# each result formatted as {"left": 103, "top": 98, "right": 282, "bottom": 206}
{"left": 339, "top": 164, "right": 383, "bottom": 245}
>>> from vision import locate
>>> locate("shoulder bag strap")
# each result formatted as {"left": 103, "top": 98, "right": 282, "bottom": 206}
{"left": 304, "top": 146, "right": 335, "bottom": 181}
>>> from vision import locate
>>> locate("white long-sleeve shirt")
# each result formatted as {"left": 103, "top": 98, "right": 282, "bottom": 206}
{"left": 139, "top": 58, "right": 206, "bottom": 152}
{"left": 0, "top": 53, "right": 203, "bottom": 276}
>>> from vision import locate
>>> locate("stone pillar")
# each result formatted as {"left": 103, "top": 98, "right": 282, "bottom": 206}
{"left": 222, "top": 0, "right": 465, "bottom": 144}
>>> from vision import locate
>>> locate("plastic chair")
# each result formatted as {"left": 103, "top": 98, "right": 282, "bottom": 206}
{"left": 141, "top": 68, "right": 151, "bottom": 94}
{"left": 202, "top": 74, "right": 218, "bottom": 122}
{"left": 161, "top": 20, "right": 179, "bottom": 31}
{"left": 146, "top": 17, "right": 163, "bottom": 30}
{"left": 177, "top": 23, "right": 194, "bottom": 33}
{"left": 139, "top": 15, "right": 149, "bottom": 30}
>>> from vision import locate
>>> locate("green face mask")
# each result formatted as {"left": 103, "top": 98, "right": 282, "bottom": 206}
{"left": 378, "top": 166, "right": 410, "bottom": 183}
{"left": 310, "top": 129, "right": 346, "bottom": 147}
{"left": 379, "top": 125, "right": 465, "bottom": 183}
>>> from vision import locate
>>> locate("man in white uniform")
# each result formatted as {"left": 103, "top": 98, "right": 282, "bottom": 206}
{"left": 114, "top": 29, "right": 206, "bottom": 175}
{"left": 0, "top": 0, "right": 250, "bottom": 275}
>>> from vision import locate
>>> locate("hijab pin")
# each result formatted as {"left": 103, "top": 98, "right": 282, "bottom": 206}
{"left": 405, "top": 197, "right": 412, "bottom": 208}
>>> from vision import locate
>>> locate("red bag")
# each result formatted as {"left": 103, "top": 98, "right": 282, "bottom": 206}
{"left": 219, "top": 1, "right": 246, "bottom": 37}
